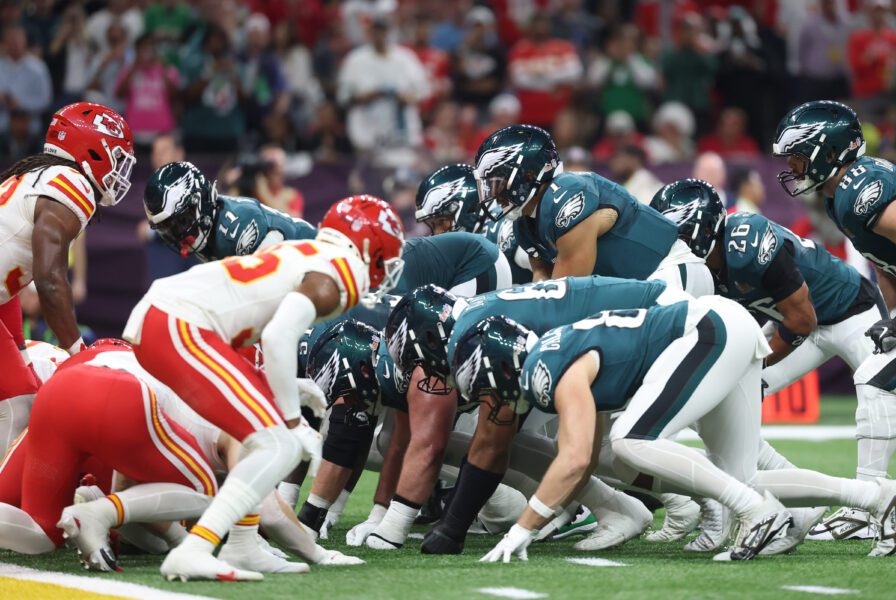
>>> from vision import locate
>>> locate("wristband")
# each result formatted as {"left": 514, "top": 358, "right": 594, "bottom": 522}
{"left": 66, "top": 337, "right": 86, "bottom": 355}
{"left": 528, "top": 495, "right": 561, "bottom": 519}
{"left": 777, "top": 326, "right": 805, "bottom": 347}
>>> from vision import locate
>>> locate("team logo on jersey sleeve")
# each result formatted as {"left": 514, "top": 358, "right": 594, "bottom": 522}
{"left": 455, "top": 344, "right": 483, "bottom": 400}
{"left": 531, "top": 360, "right": 553, "bottom": 408}
{"left": 312, "top": 350, "right": 341, "bottom": 399}
{"left": 476, "top": 143, "right": 524, "bottom": 177}
{"left": 235, "top": 221, "right": 260, "bottom": 255}
{"left": 773, "top": 122, "right": 825, "bottom": 153}
{"left": 757, "top": 225, "right": 778, "bottom": 265}
{"left": 554, "top": 192, "right": 585, "bottom": 229}
{"left": 496, "top": 220, "right": 515, "bottom": 252}
{"left": 854, "top": 180, "right": 883, "bottom": 216}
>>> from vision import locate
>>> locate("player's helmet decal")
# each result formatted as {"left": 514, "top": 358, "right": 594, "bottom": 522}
{"left": 476, "top": 142, "right": 524, "bottom": 177}
{"left": 774, "top": 122, "right": 825, "bottom": 154}
{"left": 454, "top": 343, "right": 483, "bottom": 401}
{"left": 854, "top": 180, "right": 883, "bottom": 216}
{"left": 312, "top": 349, "right": 341, "bottom": 399}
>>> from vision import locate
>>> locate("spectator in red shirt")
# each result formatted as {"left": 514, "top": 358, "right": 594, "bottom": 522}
{"left": 508, "top": 10, "right": 583, "bottom": 128}
{"left": 847, "top": 0, "right": 896, "bottom": 113}
{"left": 592, "top": 110, "right": 646, "bottom": 163}
{"left": 407, "top": 15, "right": 451, "bottom": 119}
{"left": 697, "top": 107, "right": 760, "bottom": 159}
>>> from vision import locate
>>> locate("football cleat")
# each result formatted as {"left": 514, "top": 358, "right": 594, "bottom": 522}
{"left": 684, "top": 499, "right": 735, "bottom": 552}
{"left": 420, "top": 525, "right": 464, "bottom": 554}
{"left": 645, "top": 496, "right": 701, "bottom": 543}
{"left": 160, "top": 544, "right": 263, "bottom": 582}
{"left": 869, "top": 478, "right": 896, "bottom": 557}
{"left": 533, "top": 505, "right": 577, "bottom": 542}
{"left": 365, "top": 532, "right": 403, "bottom": 550}
{"left": 57, "top": 504, "right": 119, "bottom": 572}
{"left": 552, "top": 509, "right": 598, "bottom": 541}
{"left": 806, "top": 507, "right": 878, "bottom": 541}
{"left": 760, "top": 506, "right": 827, "bottom": 556}
{"left": 218, "top": 536, "right": 309, "bottom": 574}
{"left": 724, "top": 492, "right": 793, "bottom": 561}
{"left": 573, "top": 507, "right": 651, "bottom": 552}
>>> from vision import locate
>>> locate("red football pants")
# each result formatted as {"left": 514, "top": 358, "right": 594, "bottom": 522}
{"left": 132, "top": 306, "right": 284, "bottom": 442}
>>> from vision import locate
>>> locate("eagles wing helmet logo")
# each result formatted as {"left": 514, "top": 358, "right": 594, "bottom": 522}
{"left": 312, "top": 350, "right": 341, "bottom": 399}
{"left": 757, "top": 225, "right": 778, "bottom": 265}
{"left": 422, "top": 176, "right": 468, "bottom": 213}
{"left": 235, "top": 220, "right": 260, "bottom": 255}
{"left": 163, "top": 171, "right": 197, "bottom": 215}
{"left": 531, "top": 360, "right": 553, "bottom": 408}
{"left": 455, "top": 344, "right": 483, "bottom": 399}
{"left": 774, "top": 122, "right": 825, "bottom": 153}
{"left": 555, "top": 192, "right": 585, "bottom": 229}
{"left": 476, "top": 142, "right": 525, "bottom": 177}
{"left": 854, "top": 180, "right": 883, "bottom": 216}
{"left": 387, "top": 318, "right": 409, "bottom": 365}
{"left": 662, "top": 199, "right": 700, "bottom": 227}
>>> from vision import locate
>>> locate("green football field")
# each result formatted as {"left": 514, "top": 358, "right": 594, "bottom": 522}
{"left": 1, "top": 396, "right": 893, "bottom": 599}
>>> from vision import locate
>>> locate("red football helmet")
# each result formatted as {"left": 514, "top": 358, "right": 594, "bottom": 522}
{"left": 44, "top": 102, "right": 135, "bottom": 207}
{"left": 319, "top": 195, "right": 405, "bottom": 292}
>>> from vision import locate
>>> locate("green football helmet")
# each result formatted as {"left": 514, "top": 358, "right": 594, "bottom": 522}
{"left": 473, "top": 124, "right": 560, "bottom": 221}
{"left": 144, "top": 161, "right": 217, "bottom": 257}
{"left": 772, "top": 100, "right": 865, "bottom": 196}
{"left": 415, "top": 164, "right": 484, "bottom": 234}
{"left": 306, "top": 319, "right": 381, "bottom": 411}
{"left": 385, "top": 284, "right": 457, "bottom": 394}
{"left": 650, "top": 179, "right": 725, "bottom": 259}
{"left": 453, "top": 316, "right": 535, "bottom": 424}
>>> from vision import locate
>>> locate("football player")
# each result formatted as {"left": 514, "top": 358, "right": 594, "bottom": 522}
{"left": 122, "top": 196, "right": 404, "bottom": 581}
{"left": 461, "top": 303, "right": 896, "bottom": 562}
{"left": 0, "top": 102, "right": 134, "bottom": 449}
{"left": 472, "top": 125, "right": 711, "bottom": 296}
{"left": 144, "top": 161, "right": 317, "bottom": 261}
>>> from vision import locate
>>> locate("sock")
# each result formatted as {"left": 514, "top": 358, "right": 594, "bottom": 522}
{"left": 226, "top": 510, "right": 262, "bottom": 546}
{"left": 0, "top": 503, "right": 55, "bottom": 554}
{"left": 754, "top": 469, "right": 879, "bottom": 511}
{"left": 260, "top": 491, "right": 320, "bottom": 560}
{"left": 277, "top": 482, "right": 300, "bottom": 511}
{"left": 438, "top": 458, "right": 503, "bottom": 540}
{"left": 298, "top": 493, "right": 332, "bottom": 531}
{"left": 756, "top": 439, "right": 796, "bottom": 470}
{"left": 109, "top": 483, "right": 210, "bottom": 526}
{"left": 370, "top": 496, "right": 420, "bottom": 545}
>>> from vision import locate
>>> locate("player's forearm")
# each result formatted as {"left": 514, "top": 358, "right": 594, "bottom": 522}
{"left": 261, "top": 292, "right": 317, "bottom": 420}
{"left": 517, "top": 451, "right": 592, "bottom": 531}
{"left": 875, "top": 267, "right": 896, "bottom": 313}
{"left": 764, "top": 330, "right": 798, "bottom": 367}
{"left": 35, "top": 276, "right": 81, "bottom": 350}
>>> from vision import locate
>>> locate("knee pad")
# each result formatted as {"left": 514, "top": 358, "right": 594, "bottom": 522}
{"left": 322, "top": 404, "right": 377, "bottom": 468}
{"left": 855, "top": 384, "right": 896, "bottom": 440}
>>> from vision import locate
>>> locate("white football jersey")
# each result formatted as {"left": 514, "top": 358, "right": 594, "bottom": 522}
{"left": 0, "top": 166, "right": 96, "bottom": 303}
{"left": 124, "top": 239, "right": 369, "bottom": 347}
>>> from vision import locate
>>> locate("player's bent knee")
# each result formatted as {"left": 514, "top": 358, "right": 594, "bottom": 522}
{"left": 244, "top": 425, "right": 302, "bottom": 465}
{"left": 323, "top": 404, "right": 376, "bottom": 468}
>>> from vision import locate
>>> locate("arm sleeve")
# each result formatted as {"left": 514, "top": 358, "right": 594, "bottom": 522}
{"left": 261, "top": 292, "right": 318, "bottom": 421}
{"left": 760, "top": 241, "right": 804, "bottom": 302}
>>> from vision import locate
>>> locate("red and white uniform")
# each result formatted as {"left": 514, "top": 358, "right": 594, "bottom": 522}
{"left": 123, "top": 239, "right": 368, "bottom": 441}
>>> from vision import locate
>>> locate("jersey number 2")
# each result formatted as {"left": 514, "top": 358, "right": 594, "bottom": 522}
{"left": 222, "top": 248, "right": 282, "bottom": 284}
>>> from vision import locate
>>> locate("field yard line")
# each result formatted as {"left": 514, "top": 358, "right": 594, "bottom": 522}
{"left": 0, "top": 562, "right": 214, "bottom": 600}
{"left": 678, "top": 425, "right": 854, "bottom": 442}
{"left": 564, "top": 557, "right": 627, "bottom": 567}
{"left": 476, "top": 586, "right": 548, "bottom": 599}
{"left": 780, "top": 585, "right": 860, "bottom": 595}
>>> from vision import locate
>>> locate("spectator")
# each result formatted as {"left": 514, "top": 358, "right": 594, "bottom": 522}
{"left": 84, "top": 21, "right": 131, "bottom": 115}
{"left": 592, "top": 110, "right": 645, "bottom": 162}
{"left": 469, "top": 92, "right": 520, "bottom": 154}
{"left": 847, "top": 0, "right": 896, "bottom": 117}
{"left": 697, "top": 107, "right": 760, "bottom": 159}
{"left": 256, "top": 145, "right": 305, "bottom": 217}
{"left": 312, "top": 16, "right": 353, "bottom": 98}
{"left": 453, "top": 7, "right": 505, "bottom": 110}
{"left": 86, "top": 0, "right": 143, "bottom": 52}
{"left": 408, "top": 15, "right": 451, "bottom": 119}
{"left": 22, "top": 0, "right": 57, "bottom": 56}
{"left": 430, "top": 2, "right": 467, "bottom": 54}
{"left": 424, "top": 100, "right": 466, "bottom": 164}
{"left": 553, "top": 107, "right": 593, "bottom": 157}
{"left": 0, "top": 25, "right": 52, "bottom": 135}
{"left": 143, "top": 0, "right": 195, "bottom": 65}
{"left": 661, "top": 13, "right": 716, "bottom": 133}
{"left": 729, "top": 167, "right": 765, "bottom": 214}
{"left": 307, "top": 99, "right": 352, "bottom": 163}
{"left": 563, "top": 146, "right": 592, "bottom": 173}
{"left": 609, "top": 144, "right": 663, "bottom": 205}
{"left": 180, "top": 24, "right": 246, "bottom": 153}
{"left": 645, "top": 101, "right": 696, "bottom": 165}
{"left": 337, "top": 14, "right": 427, "bottom": 166}
{"left": 508, "top": 10, "right": 583, "bottom": 129}
{"left": 271, "top": 20, "right": 322, "bottom": 143}
{"left": 240, "top": 14, "right": 289, "bottom": 137}
{"left": 0, "top": 108, "right": 42, "bottom": 160}
{"left": 551, "top": 0, "right": 602, "bottom": 58}
{"left": 115, "top": 33, "right": 180, "bottom": 147}
{"left": 693, "top": 152, "right": 728, "bottom": 207}
{"left": 46, "top": 4, "right": 90, "bottom": 106}
{"left": 587, "top": 24, "right": 658, "bottom": 126}
{"left": 797, "top": 0, "right": 851, "bottom": 102}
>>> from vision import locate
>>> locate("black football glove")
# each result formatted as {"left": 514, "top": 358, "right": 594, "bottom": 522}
{"left": 866, "top": 318, "right": 896, "bottom": 355}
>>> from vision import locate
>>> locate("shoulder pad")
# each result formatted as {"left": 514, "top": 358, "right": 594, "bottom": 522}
{"left": 32, "top": 166, "right": 97, "bottom": 228}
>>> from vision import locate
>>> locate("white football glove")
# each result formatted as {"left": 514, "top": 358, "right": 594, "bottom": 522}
{"left": 297, "top": 377, "right": 328, "bottom": 419}
{"left": 480, "top": 524, "right": 536, "bottom": 563}
{"left": 314, "top": 548, "right": 366, "bottom": 566}
{"left": 320, "top": 490, "right": 350, "bottom": 540}
{"left": 345, "top": 504, "right": 387, "bottom": 547}
{"left": 293, "top": 421, "right": 322, "bottom": 476}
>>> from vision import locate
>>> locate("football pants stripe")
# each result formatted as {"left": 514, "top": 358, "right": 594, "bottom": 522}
{"left": 0, "top": 428, "right": 27, "bottom": 474}
{"left": 107, "top": 494, "right": 125, "bottom": 526}
{"left": 189, "top": 524, "right": 221, "bottom": 546}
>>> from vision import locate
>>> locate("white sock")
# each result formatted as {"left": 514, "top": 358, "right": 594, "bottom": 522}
{"left": 753, "top": 469, "right": 879, "bottom": 511}
{"left": 277, "top": 482, "right": 300, "bottom": 510}
{"left": 756, "top": 439, "right": 796, "bottom": 470}
{"left": 307, "top": 493, "right": 332, "bottom": 510}
{"left": 370, "top": 498, "right": 419, "bottom": 545}
{"left": 0, "top": 502, "right": 55, "bottom": 554}
{"left": 330, "top": 489, "right": 350, "bottom": 515}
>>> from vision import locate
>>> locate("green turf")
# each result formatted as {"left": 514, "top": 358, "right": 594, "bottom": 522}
{"left": 1, "top": 437, "right": 893, "bottom": 599}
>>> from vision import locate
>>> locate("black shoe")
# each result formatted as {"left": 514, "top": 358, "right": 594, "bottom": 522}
{"left": 420, "top": 526, "right": 464, "bottom": 555}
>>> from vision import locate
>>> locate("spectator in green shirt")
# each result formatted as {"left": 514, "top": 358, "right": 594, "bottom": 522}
{"left": 661, "top": 13, "right": 717, "bottom": 133}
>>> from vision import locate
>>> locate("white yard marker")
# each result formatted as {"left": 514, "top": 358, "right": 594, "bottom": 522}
{"left": 407, "top": 533, "right": 425, "bottom": 539}
{"left": 564, "top": 557, "right": 627, "bottom": 567}
{"left": 0, "top": 562, "right": 214, "bottom": 600}
{"left": 780, "top": 585, "right": 860, "bottom": 595}
{"left": 476, "top": 587, "right": 548, "bottom": 599}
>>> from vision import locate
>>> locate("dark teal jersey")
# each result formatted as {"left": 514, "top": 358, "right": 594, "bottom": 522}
{"left": 199, "top": 195, "right": 317, "bottom": 261}
{"left": 446, "top": 275, "right": 670, "bottom": 367}
{"left": 718, "top": 212, "right": 861, "bottom": 324}
{"left": 375, "top": 340, "right": 409, "bottom": 412}
{"left": 520, "top": 303, "right": 689, "bottom": 413}
{"left": 482, "top": 218, "right": 533, "bottom": 284}
{"left": 825, "top": 155, "right": 896, "bottom": 275}
{"left": 515, "top": 171, "right": 679, "bottom": 279}
{"left": 393, "top": 232, "right": 501, "bottom": 295}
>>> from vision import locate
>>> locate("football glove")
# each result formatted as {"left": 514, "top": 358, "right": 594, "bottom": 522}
{"left": 293, "top": 420, "right": 322, "bottom": 476}
{"left": 297, "top": 378, "right": 328, "bottom": 419}
{"left": 346, "top": 504, "right": 387, "bottom": 546}
{"left": 480, "top": 524, "right": 536, "bottom": 563}
{"left": 866, "top": 318, "right": 896, "bottom": 355}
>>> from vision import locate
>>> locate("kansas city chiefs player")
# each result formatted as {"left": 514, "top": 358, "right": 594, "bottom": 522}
{"left": 0, "top": 102, "right": 134, "bottom": 450}
{"left": 122, "top": 195, "right": 404, "bottom": 581}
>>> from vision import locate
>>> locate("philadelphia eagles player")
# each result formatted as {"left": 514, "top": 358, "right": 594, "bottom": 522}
{"left": 472, "top": 124, "right": 711, "bottom": 296}
{"left": 771, "top": 100, "right": 896, "bottom": 538}
{"left": 459, "top": 304, "right": 896, "bottom": 562}
{"left": 143, "top": 161, "right": 316, "bottom": 261}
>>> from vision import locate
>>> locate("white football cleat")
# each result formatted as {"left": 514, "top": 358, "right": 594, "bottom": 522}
{"left": 869, "top": 478, "right": 896, "bottom": 557}
{"left": 807, "top": 507, "right": 878, "bottom": 541}
{"left": 684, "top": 499, "right": 734, "bottom": 552}
{"left": 365, "top": 533, "right": 403, "bottom": 550}
{"left": 256, "top": 534, "right": 289, "bottom": 559}
{"left": 645, "top": 496, "right": 701, "bottom": 543}
{"left": 573, "top": 506, "right": 651, "bottom": 552}
{"left": 57, "top": 504, "right": 118, "bottom": 572}
{"left": 218, "top": 536, "right": 309, "bottom": 574}
{"left": 160, "top": 544, "right": 264, "bottom": 582}
{"left": 725, "top": 492, "right": 792, "bottom": 561}
{"left": 760, "top": 506, "right": 827, "bottom": 556}
{"left": 315, "top": 549, "right": 366, "bottom": 566}
{"left": 534, "top": 505, "right": 577, "bottom": 542}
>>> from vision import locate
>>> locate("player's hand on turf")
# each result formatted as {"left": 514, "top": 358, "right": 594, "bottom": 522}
{"left": 866, "top": 318, "right": 896, "bottom": 354}
{"left": 480, "top": 524, "right": 536, "bottom": 563}
{"left": 320, "top": 509, "right": 341, "bottom": 540}
{"left": 293, "top": 420, "right": 322, "bottom": 475}
{"left": 297, "top": 378, "right": 328, "bottom": 419}
{"left": 346, "top": 504, "right": 387, "bottom": 546}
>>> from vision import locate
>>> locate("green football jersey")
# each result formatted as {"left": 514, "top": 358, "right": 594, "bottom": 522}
{"left": 719, "top": 212, "right": 861, "bottom": 324}
{"left": 515, "top": 171, "right": 679, "bottom": 279}
{"left": 375, "top": 339, "right": 409, "bottom": 412}
{"left": 392, "top": 231, "right": 501, "bottom": 295}
{"left": 520, "top": 303, "right": 690, "bottom": 413}
{"left": 825, "top": 155, "right": 896, "bottom": 275}
{"left": 199, "top": 195, "right": 317, "bottom": 261}
{"left": 482, "top": 218, "right": 533, "bottom": 284}
{"left": 446, "top": 275, "right": 670, "bottom": 367}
